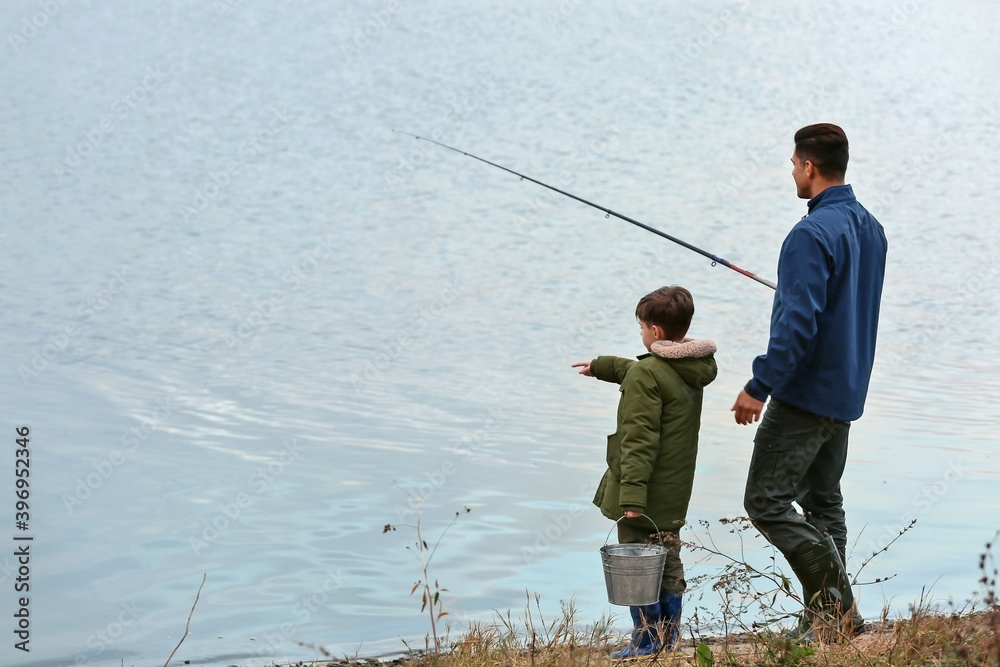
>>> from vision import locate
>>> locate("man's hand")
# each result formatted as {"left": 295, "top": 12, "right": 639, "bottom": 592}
{"left": 572, "top": 361, "right": 593, "bottom": 376}
{"left": 732, "top": 390, "right": 765, "bottom": 425}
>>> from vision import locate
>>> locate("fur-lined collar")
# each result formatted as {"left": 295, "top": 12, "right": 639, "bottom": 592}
{"left": 650, "top": 337, "right": 717, "bottom": 360}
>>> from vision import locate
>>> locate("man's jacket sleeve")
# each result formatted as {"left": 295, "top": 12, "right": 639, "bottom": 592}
{"left": 745, "top": 226, "right": 831, "bottom": 401}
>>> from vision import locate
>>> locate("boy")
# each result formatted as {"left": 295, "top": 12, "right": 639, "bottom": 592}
{"left": 573, "top": 285, "right": 717, "bottom": 657}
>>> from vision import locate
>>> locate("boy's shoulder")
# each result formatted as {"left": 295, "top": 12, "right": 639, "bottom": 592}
{"left": 625, "top": 354, "right": 682, "bottom": 383}
{"left": 645, "top": 338, "right": 719, "bottom": 390}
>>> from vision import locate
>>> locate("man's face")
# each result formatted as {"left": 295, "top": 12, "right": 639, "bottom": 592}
{"left": 790, "top": 151, "right": 810, "bottom": 199}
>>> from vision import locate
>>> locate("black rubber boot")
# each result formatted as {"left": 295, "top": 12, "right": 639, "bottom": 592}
{"left": 825, "top": 535, "right": 866, "bottom": 634}
{"left": 786, "top": 538, "right": 857, "bottom": 641}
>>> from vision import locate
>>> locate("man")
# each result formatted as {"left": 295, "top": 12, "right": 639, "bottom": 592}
{"left": 731, "top": 123, "right": 887, "bottom": 637}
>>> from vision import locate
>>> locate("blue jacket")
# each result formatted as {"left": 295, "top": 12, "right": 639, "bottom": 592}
{"left": 745, "top": 185, "right": 887, "bottom": 421}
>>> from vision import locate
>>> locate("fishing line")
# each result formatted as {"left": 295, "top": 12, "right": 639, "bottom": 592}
{"left": 393, "top": 129, "right": 777, "bottom": 290}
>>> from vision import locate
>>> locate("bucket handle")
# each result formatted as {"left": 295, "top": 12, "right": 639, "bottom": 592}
{"left": 604, "top": 513, "right": 664, "bottom": 547}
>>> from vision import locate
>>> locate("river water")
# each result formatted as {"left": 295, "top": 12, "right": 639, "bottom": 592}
{"left": 2, "top": 1, "right": 999, "bottom": 665}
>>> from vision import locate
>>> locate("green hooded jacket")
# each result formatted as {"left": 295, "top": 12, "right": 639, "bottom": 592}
{"left": 591, "top": 338, "right": 718, "bottom": 534}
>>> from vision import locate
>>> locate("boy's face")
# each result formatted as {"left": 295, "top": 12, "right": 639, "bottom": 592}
{"left": 639, "top": 319, "right": 661, "bottom": 351}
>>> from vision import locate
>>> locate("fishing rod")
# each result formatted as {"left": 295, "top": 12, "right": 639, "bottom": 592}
{"left": 393, "top": 130, "right": 777, "bottom": 290}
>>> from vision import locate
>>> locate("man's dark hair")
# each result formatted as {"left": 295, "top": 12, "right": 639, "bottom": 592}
{"left": 794, "top": 123, "right": 849, "bottom": 179}
{"left": 635, "top": 285, "right": 694, "bottom": 341}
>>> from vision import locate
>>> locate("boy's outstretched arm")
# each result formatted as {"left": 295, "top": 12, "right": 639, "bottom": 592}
{"left": 573, "top": 358, "right": 634, "bottom": 383}
{"left": 589, "top": 356, "right": 635, "bottom": 384}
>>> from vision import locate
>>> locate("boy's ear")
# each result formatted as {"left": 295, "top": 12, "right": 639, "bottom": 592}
{"left": 652, "top": 325, "right": 664, "bottom": 340}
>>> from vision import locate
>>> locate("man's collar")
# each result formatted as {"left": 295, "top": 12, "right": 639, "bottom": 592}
{"left": 807, "top": 184, "right": 854, "bottom": 213}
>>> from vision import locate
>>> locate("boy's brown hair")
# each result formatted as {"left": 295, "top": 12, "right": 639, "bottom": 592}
{"left": 635, "top": 285, "right": 694, "bottom": 341}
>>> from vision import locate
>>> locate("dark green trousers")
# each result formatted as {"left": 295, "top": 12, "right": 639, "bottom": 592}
{"left": 743, "top": 398, "right": 852, "bottom": 558}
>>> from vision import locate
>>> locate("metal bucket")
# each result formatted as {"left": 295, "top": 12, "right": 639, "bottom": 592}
{"left": 600, "top": 514, "right": 666, "bottom": 606}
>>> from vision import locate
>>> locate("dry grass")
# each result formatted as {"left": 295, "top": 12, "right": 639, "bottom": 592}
{"left": 346, "top": 520, "right": 1000, "bottom": 667}
{"left": 697, "top": 610, "right": 1000, "bottom": 666}
{"left": 300, "top": 603, "right": 999, "bottom": 667}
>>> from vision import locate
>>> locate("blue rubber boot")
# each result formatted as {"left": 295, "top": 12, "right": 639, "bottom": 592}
{"left": 612, "top": 601, "right": 662, "bottom": 658}
{"left": 659, "top": 593, "right": 683, "bottom": 650}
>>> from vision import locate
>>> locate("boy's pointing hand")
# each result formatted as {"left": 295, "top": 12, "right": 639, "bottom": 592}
{"left": 572, "top": 361, "right": 593, "bottom": 377}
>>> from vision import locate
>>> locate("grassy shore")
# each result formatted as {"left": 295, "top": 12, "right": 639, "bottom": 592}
{"left": 303, "top": 608, "right": 998, "bottom": 667}
{"left": 220, "top": 519, "right": 1000, "bottom": 667}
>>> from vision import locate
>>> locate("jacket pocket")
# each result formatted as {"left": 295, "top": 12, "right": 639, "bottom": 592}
{"left": 606, "top": 432, "right": 621, "bottom": 475}
{"left": 593, "top": 470, "right": 609, "bottom": 508}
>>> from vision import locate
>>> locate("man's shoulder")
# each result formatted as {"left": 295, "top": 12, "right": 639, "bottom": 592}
{"left": 784, "top": 216, "right": 833, "bottom": 250}
{"left": 806, "top": 186, "right": 879, "bottom": 221}
{"left": 796, "top": 195, "right": 884, "bottom": 244}
{"left": 793, "top": 200, "right": 862, "bottom": 239}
